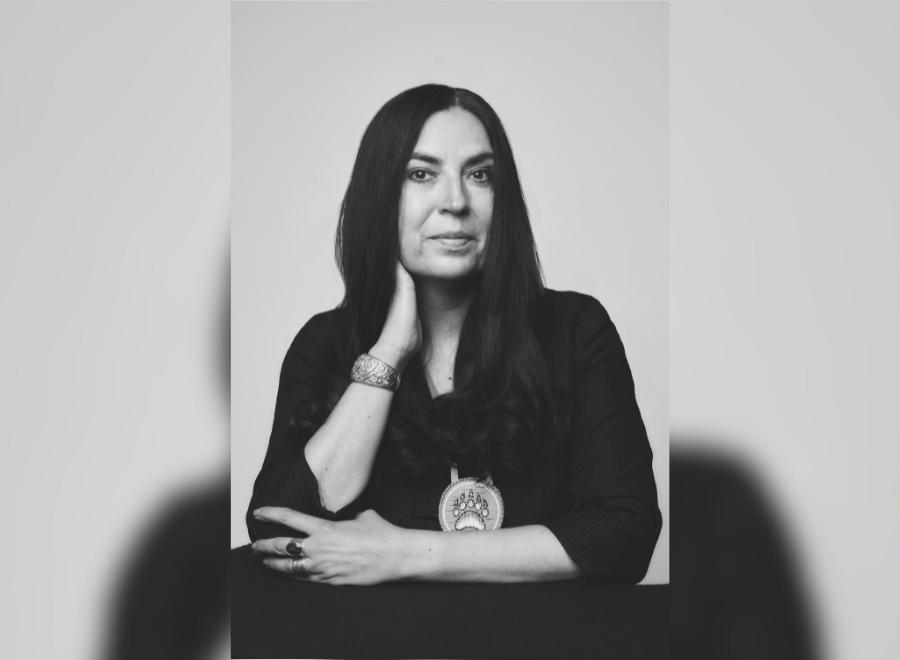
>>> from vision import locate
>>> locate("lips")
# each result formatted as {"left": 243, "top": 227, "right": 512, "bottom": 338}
{"left": 429, "top": 233, "right": 475, "bottom": 250}
{"left": 430, "top": 232, "right": 474, "bottom": 240}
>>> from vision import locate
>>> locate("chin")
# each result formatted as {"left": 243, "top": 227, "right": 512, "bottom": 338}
{"left": 411, "top": 260, "right": 482, "bottom": 282}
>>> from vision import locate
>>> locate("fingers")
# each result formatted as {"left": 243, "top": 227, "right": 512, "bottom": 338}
{"left": 251, "top": 537, "right": 305, "bottom": 557}
{"left": 262, "top": 556, "right": 313, "bottom": 579}
{"left": 261, "top": 555, "right": 345, "bottom": 584}
{"left": 253, "top": 537, "right": 321, "bottom": 580}
{"left": 252, "top": 507, "right": 327, "bottom": 534}
{"left": 262, "top": 558, "right": 347, "bottom": 585}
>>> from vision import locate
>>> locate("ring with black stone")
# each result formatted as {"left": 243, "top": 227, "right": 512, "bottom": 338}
{"left": 286, "top": 539, "right": 304, "bottom": 557}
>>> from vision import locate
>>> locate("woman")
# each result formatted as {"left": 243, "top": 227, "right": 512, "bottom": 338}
{"left": 246, "top": 84, "right": 661, "bottom": 585}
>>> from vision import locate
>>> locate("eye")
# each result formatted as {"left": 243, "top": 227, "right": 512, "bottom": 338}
{"left": 467, "top": 167, "right": 493, "bottom": 185}
{"left": 407, "top": 168, "right": 435, "bottom": 183}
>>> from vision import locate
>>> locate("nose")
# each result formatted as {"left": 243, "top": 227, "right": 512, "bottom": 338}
{"left": 439, "top": 175, "right": 469, "bottom": 216}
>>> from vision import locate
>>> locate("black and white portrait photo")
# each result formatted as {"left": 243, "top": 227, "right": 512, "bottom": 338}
{"left": 230, "top": 2, "right": 668, "bottom": 657}
{"left": 8, "top": 1, "right": 900, "bottom": 660}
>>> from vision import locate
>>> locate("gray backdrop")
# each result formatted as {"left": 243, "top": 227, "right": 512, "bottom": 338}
{"left": 230, "top": 1, "right": 670, "bottom": 585}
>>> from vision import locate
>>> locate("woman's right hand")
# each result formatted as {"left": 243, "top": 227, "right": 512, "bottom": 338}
{"left": 370, "top": 262, "right": 421, "bottom": 371}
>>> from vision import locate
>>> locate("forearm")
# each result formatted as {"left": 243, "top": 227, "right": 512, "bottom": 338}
{"left": 303, "top": 343, "right": 406, "bottom": 512}
{"left": 399, "top": 525, "right": 582, "bottom": 583}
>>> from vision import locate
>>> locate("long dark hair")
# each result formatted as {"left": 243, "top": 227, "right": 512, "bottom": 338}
{"left": 317, "top": 84, "right": 552, "bottom": 482}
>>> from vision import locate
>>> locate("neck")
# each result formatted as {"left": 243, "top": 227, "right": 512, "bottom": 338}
{"left": 415, "top": 277, "right": 477, "bottom": 354}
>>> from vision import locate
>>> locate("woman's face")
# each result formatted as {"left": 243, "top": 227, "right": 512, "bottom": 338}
{"left": 398, "top": 107, "right": 494, "bottom": 282}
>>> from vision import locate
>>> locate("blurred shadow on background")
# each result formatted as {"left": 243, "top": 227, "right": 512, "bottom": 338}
{"left": 100, "top": 257, "right": 230, "bottom": 660}
{"left": 96, "top": 259, "right": 821, "bottom": 660}
{"left": 102, "top": 478, "right": 228, "bottom": 660}
{"left": 671, "top": 440, "right": 820, "bottom": 660}
{"left": 102, "top": 444, "right": 822, "bottom": 660}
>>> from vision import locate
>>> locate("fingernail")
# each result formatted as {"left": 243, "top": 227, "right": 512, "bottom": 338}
{"left": 253, "top": 509, "right": 263, "bottom": 519}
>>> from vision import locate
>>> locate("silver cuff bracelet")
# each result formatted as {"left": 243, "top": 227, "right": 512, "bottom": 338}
{"left": 350, "top": 353, "right": 401, "bottom": 392}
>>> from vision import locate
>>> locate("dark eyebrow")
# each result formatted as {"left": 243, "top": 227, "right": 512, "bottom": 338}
{"left": 409, "top": 151, "right": 494, "bottom": 168}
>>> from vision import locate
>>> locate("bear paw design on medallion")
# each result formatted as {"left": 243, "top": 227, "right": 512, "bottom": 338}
{"left": 451, "top": 489, "right": 490, "bottom": 531}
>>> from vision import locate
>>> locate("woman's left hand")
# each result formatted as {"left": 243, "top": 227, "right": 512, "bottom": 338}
{"left": 250, "top": 507, "right": 409, "bottom": 585}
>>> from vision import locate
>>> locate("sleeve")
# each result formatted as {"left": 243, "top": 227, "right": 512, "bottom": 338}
{"left": 543, "top": 296, "right": 662, "bottom": 583}
{"left": 245, "top": 312, "right": 344, "bottom": 542}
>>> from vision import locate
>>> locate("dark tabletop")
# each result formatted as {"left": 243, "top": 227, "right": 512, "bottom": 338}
{"left": 231, "top": 545, "right": 668, "bottom": 659}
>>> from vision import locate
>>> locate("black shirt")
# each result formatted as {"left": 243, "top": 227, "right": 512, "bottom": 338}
{"left": 246, "top": 288, "right": 661, "bottom": 583}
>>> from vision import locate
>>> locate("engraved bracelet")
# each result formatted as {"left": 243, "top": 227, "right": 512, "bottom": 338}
{"left": 350, "top": 353, "right": 401, "bottom": 392}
